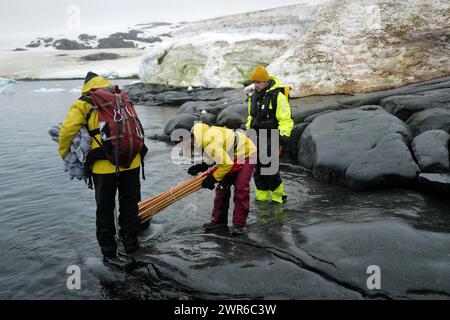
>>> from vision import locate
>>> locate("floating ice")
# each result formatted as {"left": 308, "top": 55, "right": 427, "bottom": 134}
{"left": 32, "top": 88, "right": 66, "bottom": 93}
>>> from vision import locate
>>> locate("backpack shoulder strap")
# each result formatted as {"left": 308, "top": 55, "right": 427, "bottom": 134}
{"left": 79, "top": 94, "right": 94, "bottom": 105}
{"left": 79, "top": 94, "right": 102, "bottom": 144}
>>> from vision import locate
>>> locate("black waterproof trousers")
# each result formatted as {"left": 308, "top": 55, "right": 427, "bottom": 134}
{"left": 93, "top": 167, "right": 141, "bottom": 256}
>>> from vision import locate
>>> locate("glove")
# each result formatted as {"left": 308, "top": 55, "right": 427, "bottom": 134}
{"left": 202, "top": 174, "right": 218, "bottom": 190}
{"left": 188, "top": 162, "right": 209, "bottom": 176}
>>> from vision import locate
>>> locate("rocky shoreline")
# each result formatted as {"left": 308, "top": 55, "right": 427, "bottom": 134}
{"left": 124, "top": 76, "right": 450, "bottom": 192}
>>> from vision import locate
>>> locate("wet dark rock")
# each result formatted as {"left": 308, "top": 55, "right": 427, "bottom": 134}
{"left": 418, "top": 173, "right": 450, "bottom": 194}
{"left": 406, "top": 108, "right": 450, "bottom": 136}
{"left": 81, "top": 53, "right": 121, "bottom": 61}
{"left": 291, "top": 102, "right": 342, "bottom": 124}
{"left": 53, "top": 39, "right": 91, "bottom": 50}
{"left": 79, "top": 33, "right": 96, "bottom": 42}
{"left": 114, "top": 182, "right": 450, "bottom": 299}
{"left": 199, "top": 112, "right": 217, "bottom": 126}
{"left": 298, "top": 106, "right": 419, "bottom": 189}
{"left": 380, "top": 88, "right": 450, "bottom": 121}
{"left": 338, "top": 77, "right": 450, "bottom": 108}
{"left": 164, "top": 113, "right": 200, "bottom": 134}
{"left": 124, "top": 82, "right": 238, "bottom": 107}
{"left": 25, "top": 40, "right": 42, "bottom": 48}
{"left": 216, "top": 103, "right": 248, "bottom": 129}
{"left": 97, "top": 37, "right": 135, "bottom": 49}
{"left": 345, "top": 133, "right": 420, "bottom": 190}
{"left": 287, "top": 123, "right": 309, "bottom": 158}
{"left": 176, "top": 101, "right": 199, "bottom": 114}
{"left": 412, "top": 130, "right": 450, "bottom": 173}
{"left": 147, "top": 132, "right": 172, "bottom": 142}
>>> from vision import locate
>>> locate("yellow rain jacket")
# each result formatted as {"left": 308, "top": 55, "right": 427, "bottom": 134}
{"left": 245, "top": 76, "right": 294, "bottom": 137}
{"left": 192, "top": 123, "right": 257, "bottom": 181}
{"left": 58, "top": 76, "right": 141, "bottom": 174}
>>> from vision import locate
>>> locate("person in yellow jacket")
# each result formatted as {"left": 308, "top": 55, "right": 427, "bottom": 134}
{"left": 245, "top": 66, "right": 294, "bottom": 204}
{"left": 187, "top": 123, "right": 257, "bottom": 235}
{"left": 58, "top": 72, "right": 144, "bottom": 259}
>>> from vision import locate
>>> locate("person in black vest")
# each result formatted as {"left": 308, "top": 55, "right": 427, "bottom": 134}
{"left": 245, "top": 66, "right": 294, "bottom": 204}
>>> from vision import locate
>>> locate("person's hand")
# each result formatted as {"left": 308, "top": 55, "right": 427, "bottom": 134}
{"left": 187, "top": 162, "right": 209, "bottom": 176}
{"left": 202, "top": 174, "right": 217, "bottom": 190}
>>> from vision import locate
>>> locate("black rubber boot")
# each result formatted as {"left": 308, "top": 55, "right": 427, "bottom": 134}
{"left": 139, "top": 220, "right": 150, "bottom": 234}
{"left": 122, "top": 235, "right": 140, "bottom": 255}
{"left": 203, "top": 222, "right": 228, "bottom": 230}
{"left": 101, "top": 244, "right": 117, "bottom": 259}
{"left": 229, "top": 224, "right": 246, "bottom": 236}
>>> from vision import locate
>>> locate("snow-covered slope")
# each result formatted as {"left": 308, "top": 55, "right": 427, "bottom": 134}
{"left": 0, "top": 23, "right": 179, "bottom": 80}
{"left": 139, "top": 0, "right": 450, "bottom": 97}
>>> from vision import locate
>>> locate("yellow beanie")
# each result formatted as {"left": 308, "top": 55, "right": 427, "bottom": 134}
{"left": 251, "top": 66, "right": 270, "bottom": 82}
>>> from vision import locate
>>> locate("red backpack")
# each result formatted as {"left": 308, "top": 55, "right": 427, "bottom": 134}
{"left": 83, "top": 85, "right": 146, "bottom": 175}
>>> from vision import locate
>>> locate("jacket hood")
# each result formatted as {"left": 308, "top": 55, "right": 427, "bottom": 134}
{"left": 82, "top": 73, "right": 111, "bottom": 94}
{"left": 267, "top": 76, "right": 284, "bottom": 92}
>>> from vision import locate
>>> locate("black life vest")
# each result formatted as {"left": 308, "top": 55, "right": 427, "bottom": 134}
{"left": 249, "top": 84, "right": 284, "bottom": 130}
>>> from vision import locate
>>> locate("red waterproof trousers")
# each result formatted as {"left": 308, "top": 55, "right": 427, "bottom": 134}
{"left": 211, "top": 158, "right": 256, "bottom": 226}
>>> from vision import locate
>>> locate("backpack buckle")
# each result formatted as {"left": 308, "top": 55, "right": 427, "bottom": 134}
{"left": 114, "top": 108, "right": 123, "bottom": 122}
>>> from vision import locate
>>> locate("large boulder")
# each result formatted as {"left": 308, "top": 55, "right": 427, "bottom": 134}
{"left": 176, "top": 101, "right": 200, "bottom": 114}
{"left": 163, "top": 113, "right": 199, "bottom": 134}
{"left": 216, "top": 103, "right": 248, "bottom": 129}
{"left": 406, "top": 108, "right": 450, "bottom": 136}
{"left": 298, "top": 106, "right": 420, "bottom": 189}
{"left": 379, "top": 88, "right": 450, "bottom": 121}
{"left": 345, "top": 133, "right": 420, "bottom": 189}
{"left": 412, "top": 130, "right": 450, "bottom": 173}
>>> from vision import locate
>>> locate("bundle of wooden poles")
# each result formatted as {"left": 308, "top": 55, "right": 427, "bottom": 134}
{"left": 138, "top": 166, "right": 218, "bottom": 223}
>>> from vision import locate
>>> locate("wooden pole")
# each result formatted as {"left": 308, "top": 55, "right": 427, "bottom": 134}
{"left": 138, "top": 167, "right": 217, "bottom": 222}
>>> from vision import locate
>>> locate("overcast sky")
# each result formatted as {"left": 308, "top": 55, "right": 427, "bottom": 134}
{"left": 0, "top": 0, "right": 327, "bottom": 33}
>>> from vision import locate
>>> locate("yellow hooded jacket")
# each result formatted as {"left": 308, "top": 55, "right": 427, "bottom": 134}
{"left": 192, "top": 124, "right": 257, "bottom": 181}
{"left": 58, "top": 76, "right": 141, "bottom": 174}
{"left": 245, "top": 76, "right": 294, "bottom": 137}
